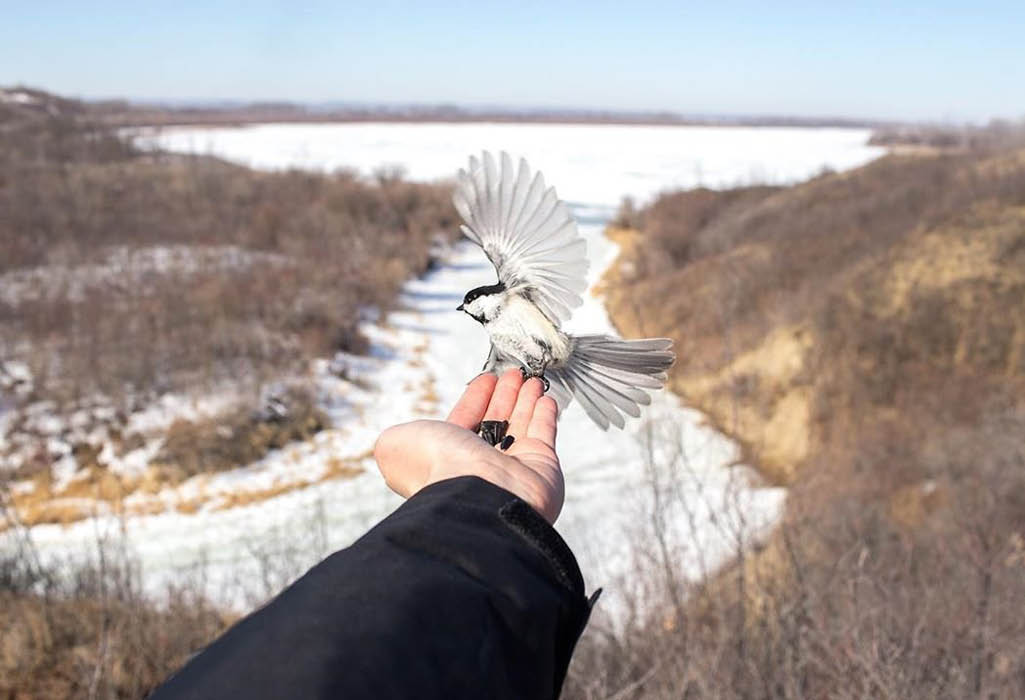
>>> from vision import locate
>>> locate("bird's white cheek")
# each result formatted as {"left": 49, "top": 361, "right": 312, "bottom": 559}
{"left": 470, "top": 297, "right": 501, "bottom": 320}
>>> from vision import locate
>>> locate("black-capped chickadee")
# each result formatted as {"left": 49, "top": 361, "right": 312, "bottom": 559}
{"left": 453, "top": 152, "right": 675, "bottom": 431}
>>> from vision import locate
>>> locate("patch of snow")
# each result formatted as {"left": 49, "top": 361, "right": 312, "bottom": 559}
{"left": 123, "top": 390, "right": 240, "bottom": 438}
{"left": 50, "top": 454, "right": 78, "bottom": 487}
{"left": 0, "top": 244, "right": 292, "bottom": 307}
{"left": 33, "top": 415, "right": 65, "bottom": 437}
{"left": 1, "top": 381, "right": 244, "bottom": 484}
{"left": 0, "top": 89, "right": 37, "bottom": 105}
{"left": 44, "top": 437, "right": 70, "bottom": 458}
{"left": 1, "top": 360, "right": 33, "bottom": 386}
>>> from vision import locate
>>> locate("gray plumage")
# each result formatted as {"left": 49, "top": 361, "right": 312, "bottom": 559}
{"left": 454, "top": 151, "right": 675, "bottom": 430}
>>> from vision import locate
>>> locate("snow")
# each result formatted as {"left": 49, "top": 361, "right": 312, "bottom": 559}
{"left": 0, "top": 244, "right": 291, "bottom": 307}
{"left": 6, "top": 123, "right": 884, "bottom": 615}
{"left": 0, "top": 361, "right": 33, "bottom": 403}
{"left": 0, "top": 89, "right": 37, "bottom": 105}
{"left": 0, "top": 378, "right": 244, "bottom": 486}
{"left": 121, "top": 391, "right": 241, "bottom": 442}
{"left": 136, "top": 122, "right": 884, "bottom": 207}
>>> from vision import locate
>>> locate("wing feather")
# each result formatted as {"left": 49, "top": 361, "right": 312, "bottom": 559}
{"left": 454, "top": 151, "right": 588, "bottom": 325}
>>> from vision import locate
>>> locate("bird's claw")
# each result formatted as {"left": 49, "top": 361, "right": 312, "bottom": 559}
{"left": 519, "top": 367, "right": 550, "bottom": 393}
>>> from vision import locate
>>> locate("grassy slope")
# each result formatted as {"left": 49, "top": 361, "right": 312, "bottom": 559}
{"left": 605, "top": 149, "right": 1025, "bottom": 484}
{"left": 1, "top": 106, "right": 457, "bottom": 404}
{"left": 576, "top": 145, "right": 1025, "bottom": 698}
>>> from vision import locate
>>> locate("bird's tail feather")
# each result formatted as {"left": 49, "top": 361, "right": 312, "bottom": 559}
{"left": 546, "top": 335, "right": 675, "bottom": 430}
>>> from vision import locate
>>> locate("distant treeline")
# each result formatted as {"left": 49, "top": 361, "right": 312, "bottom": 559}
{"left": 3, "top": 84, "right": 886, "bottom": 129}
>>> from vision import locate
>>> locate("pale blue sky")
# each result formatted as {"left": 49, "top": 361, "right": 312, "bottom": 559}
{"left": 2, "top": 1, "right": 1023, "bottom": 122}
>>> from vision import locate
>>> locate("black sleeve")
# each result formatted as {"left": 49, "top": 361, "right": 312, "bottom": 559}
{"left": 150, "top": 476, "right": 597, "bottom": 700}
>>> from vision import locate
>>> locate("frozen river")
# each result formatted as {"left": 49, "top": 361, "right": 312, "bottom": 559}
{"left": 21, "top": 123, "right": 883, "bottom": 613}
{"left": 139, "top": 121, "right": 882, "bottom": 205}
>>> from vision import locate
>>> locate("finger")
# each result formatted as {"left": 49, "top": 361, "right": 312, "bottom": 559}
{"left": 447, "top": 373, "right": 498, "bottom": 429}
{"left": 508, "top": 377, "right": 544, "bottom": 438}
{"left": 483, "top": 369, "right": 524, "bottom": 422}
{"left": 526, "top": 396, "right": 558, "bottom": 448}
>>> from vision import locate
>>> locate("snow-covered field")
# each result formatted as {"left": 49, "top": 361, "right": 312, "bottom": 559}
{"left": 137, "top": 122, "right": 882, "bottom": 205}
{"left": 10, "top": 123, "right": 884, "bottom": 613}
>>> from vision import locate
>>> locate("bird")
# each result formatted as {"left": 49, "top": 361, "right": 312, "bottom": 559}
{"left": 453, "top": 151, "right": 675, "bottom": 432}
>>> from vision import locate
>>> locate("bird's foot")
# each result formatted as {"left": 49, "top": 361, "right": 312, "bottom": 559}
{"left": 519, "top": 367, "right": 551, "bottom": 393}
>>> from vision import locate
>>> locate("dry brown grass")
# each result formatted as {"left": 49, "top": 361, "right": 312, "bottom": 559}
{"left": 605, "top": 143, "right": 1025, "bottom": 481}
{"left": 150, "top": 388, "right": 327, "bottom": 481}
{"left": 586, "top": 133, "right": 1025, "bottom": 698}
{"left": 565, "top": 405, "right": 1025, "bottom": 699}
{"left": 0, "top": 458, "right": 359, "bottom": 700}
{"left": 0, "top": 546, "right": 230, "bottom": 700}
{"left": 0, "top": 93, "right": 458, "bottom": 410}
{"left": 1, "top": 437, "right": 355, "bottom": 699}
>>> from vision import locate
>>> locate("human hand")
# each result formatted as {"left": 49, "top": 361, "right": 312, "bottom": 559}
{"left": 374, "top": 369, "right": 564, "bottom": 523}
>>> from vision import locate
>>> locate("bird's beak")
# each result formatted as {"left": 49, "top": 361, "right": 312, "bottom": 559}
{"left": 456, "top": 303, "right": 464, "bottom": 312}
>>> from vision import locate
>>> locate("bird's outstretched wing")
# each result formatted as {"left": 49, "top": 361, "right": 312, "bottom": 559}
{"left": 453, "top": 151, "right": 588, "bottom": 326}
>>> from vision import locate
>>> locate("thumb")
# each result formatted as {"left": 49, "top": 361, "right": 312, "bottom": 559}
{"left": 374, "top": 422, "right": 431, "bottom": 497}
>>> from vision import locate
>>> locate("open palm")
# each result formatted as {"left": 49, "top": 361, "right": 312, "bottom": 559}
{"left": 374, "top": 370, "right": 564, "bottom": 523}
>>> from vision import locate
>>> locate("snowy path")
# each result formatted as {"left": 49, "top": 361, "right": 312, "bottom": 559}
{"left": 14, "top": 123, "right": 884, "bottom": 613}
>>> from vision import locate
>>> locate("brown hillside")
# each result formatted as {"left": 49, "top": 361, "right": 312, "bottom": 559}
{"left": 576, "top": 144, "right": 1025, "bottom": 698}
{"left": 606, "top": 149, "right": 1025, "bottom": 484}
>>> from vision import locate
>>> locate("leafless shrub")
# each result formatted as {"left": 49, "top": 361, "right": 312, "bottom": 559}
{"left": 0, "top": 98, "right": 458, "bottom": 411}
{"left": 0, "top": 475, "right": 346, "bottom": 699}
{"left": 151, "top": 385, "right": 327, "bottom": 480}
{"left": 870, "top": 119, "right": 1025, "bottom": 153}
{"left": 565, "top": 406, "right": 1025, "bottom": 700}
{"left": 0, "top": 496, "right": 226, "bottom": 700}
